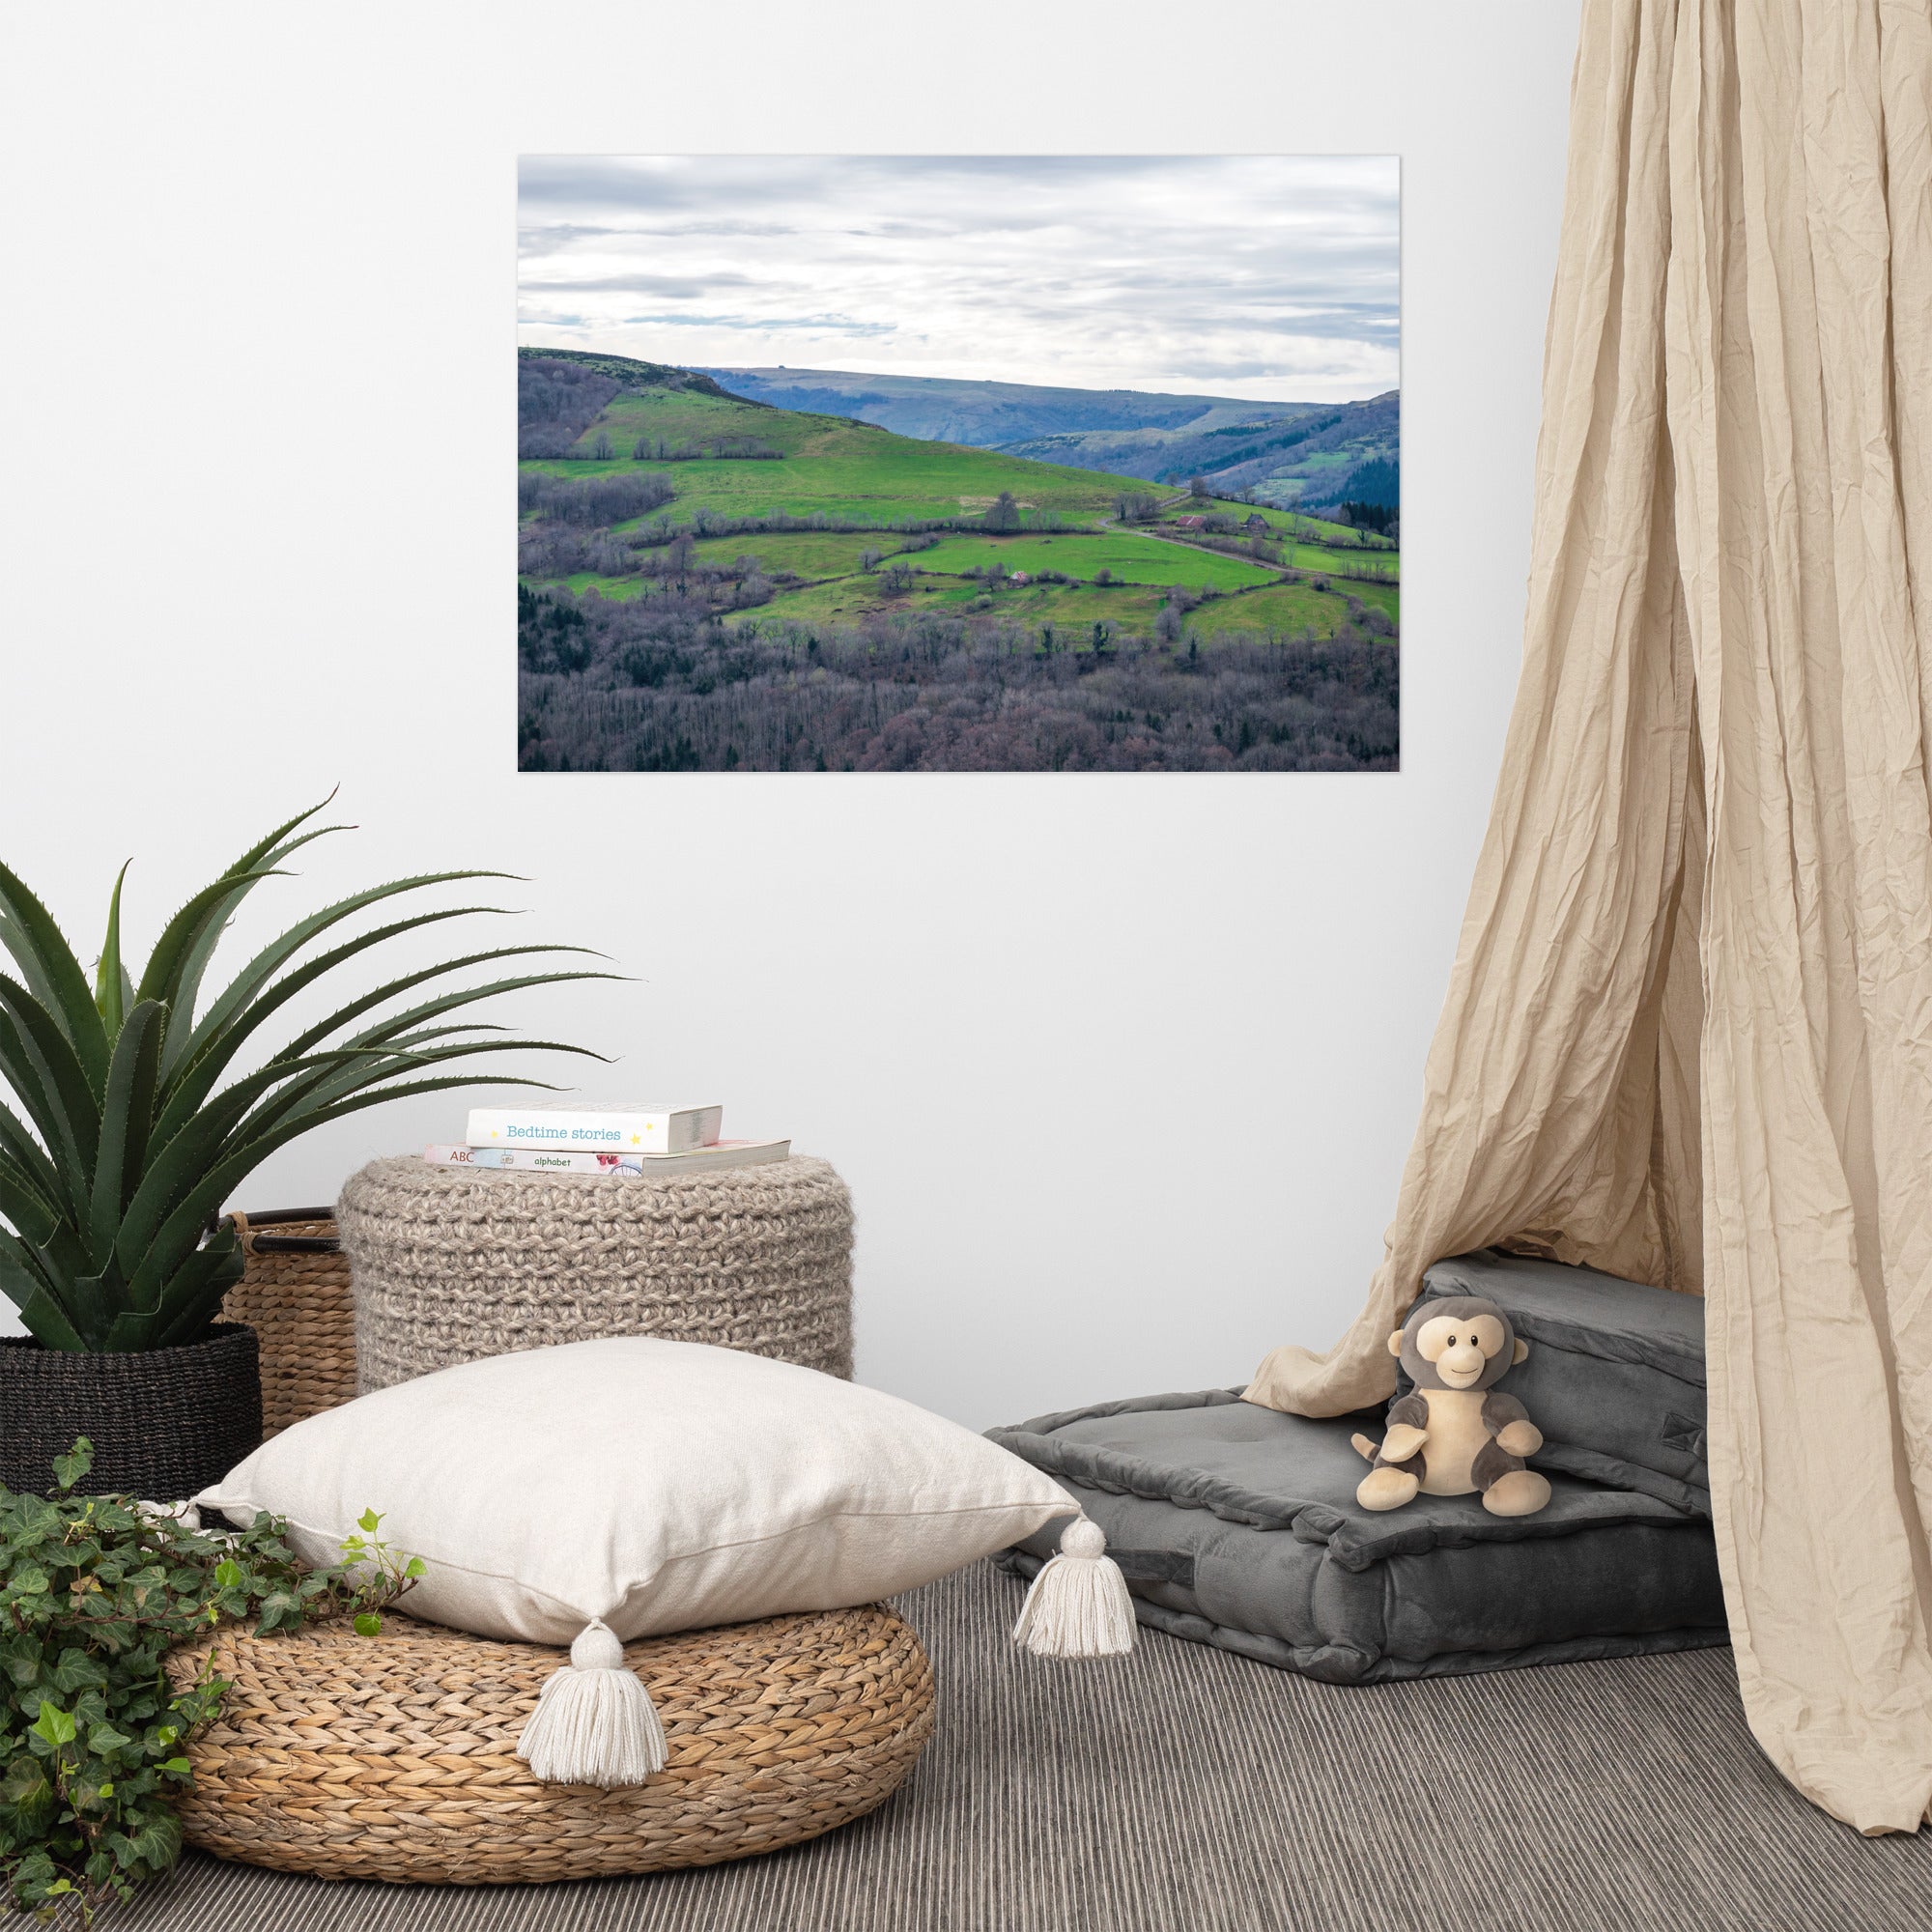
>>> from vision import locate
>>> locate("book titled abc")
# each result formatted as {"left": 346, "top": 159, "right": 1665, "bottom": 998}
{"left": 426, "top": 1140, "right": 789, "bottom": 1177}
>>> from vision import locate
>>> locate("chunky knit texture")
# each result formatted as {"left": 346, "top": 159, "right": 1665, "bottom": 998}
{"left": 336, "top": 1155, "right": 853, "bottom": 1391}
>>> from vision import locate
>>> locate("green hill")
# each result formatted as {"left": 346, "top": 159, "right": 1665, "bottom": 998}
{"left": 539, "top": 384, "right": 1157, "bottom": 525}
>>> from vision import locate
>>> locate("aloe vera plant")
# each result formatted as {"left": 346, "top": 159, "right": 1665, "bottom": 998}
{"left": 0, "top": 801, "right": 610, "bottom": 1352}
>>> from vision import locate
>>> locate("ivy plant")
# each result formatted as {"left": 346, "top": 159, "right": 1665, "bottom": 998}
{"left": 0, "top": 1441, "right": 418, "bottom": 1923}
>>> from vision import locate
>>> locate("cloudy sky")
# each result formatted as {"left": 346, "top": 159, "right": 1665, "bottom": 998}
{"left": 518, "top": 156, "right": 1398, "bottom": 404}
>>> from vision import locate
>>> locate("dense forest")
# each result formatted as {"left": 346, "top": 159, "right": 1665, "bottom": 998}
{"left": 518, "top": 584, "right": 1397, "bottom": 773}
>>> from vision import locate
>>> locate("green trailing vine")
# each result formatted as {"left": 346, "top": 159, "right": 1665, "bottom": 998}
{"left": 0, "top": 1441, "right": 418, "bottom": 1923}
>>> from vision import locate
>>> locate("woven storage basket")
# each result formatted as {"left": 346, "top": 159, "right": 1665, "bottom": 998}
{"left": 337, "top": 1154, "right": 855, "bottom": 1392}
{"left": 168, "top": 1603, "right": 933, "bottom": 1884}
{"left": 0, "top": 1324, "right": 260, "bottom": 1500}
{"left": 220, "top": 1208, "right": 358, "bottom": 1436}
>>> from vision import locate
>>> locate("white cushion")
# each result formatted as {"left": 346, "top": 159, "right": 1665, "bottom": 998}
{"left": 196, "top": 1338, "right": 1077, "bottom": 1645}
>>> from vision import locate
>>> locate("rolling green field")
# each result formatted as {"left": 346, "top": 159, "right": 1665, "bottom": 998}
{"left": 689, "top": 532, "right": 892, "bottom": 578}
{"left": 905, "top": 532, "right": 1280, "bottom": 591}
{"left": 725, "top": 569, "right": 1394, "bottom": 639}
{"left": 520, "top": 364, "right": 1398, "bottom": 646}
{"left": 604, "top": 524, "right": 1400, "bottom": 633}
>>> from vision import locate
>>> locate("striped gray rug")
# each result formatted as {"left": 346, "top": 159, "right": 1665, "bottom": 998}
{"left": 128, "top": 1561, "right": 1931, "bottom": 1932}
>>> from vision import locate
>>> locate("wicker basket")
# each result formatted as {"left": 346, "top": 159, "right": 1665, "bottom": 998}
{"left": 220, "top": 1208, "right": 358, "bottom": 1437}
{"left": 0, "top": 1324, "right": 260, "bottom": 1499}
{"left": 169, "top": 1602, "right": 934, "bottom": 1884}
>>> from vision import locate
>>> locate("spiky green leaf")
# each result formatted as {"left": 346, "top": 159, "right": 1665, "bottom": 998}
{"left": 94, "top": 861, "right": 131, "bottom": 1037}
{"left": 171, "top": 875, "right": 519, "bottom": 1077}
{"left": 0, "top": 861, "right": 110, "bottom": 1093}
{"left": 0, "top": 973, "right": 100, "bottom": 1193}
{"left": 158, "top": 920, "right": 582, "bottom": 1129}
{"left": 89, "top": 1000, "right": 165, "bottom": 1269}
{"left": 153, "top": 799, "right": 348, "bottom": 1077}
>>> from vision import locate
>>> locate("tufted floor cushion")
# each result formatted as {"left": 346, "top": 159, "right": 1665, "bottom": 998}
{"left": 1417, "top": 1249, "right": 1709, "bottom": 1515}
{"left": 991, "top": 1391, "right": 1725, "bottom": 1683}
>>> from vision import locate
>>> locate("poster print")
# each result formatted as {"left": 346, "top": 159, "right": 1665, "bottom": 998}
{"left": 519, "top": 156, "right": 1398, "bottom": 772}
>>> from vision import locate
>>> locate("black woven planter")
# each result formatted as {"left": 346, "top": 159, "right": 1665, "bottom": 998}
{"left": 0, "top": 1323, "right": 263, "bottom": 1501}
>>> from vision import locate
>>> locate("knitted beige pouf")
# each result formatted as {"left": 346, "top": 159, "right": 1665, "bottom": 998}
{"left": 336, "top": 1155, "right": 854, "bottom": 1392}
{"left": 168, "top": 1603, "right": 933, "bottom": 1884}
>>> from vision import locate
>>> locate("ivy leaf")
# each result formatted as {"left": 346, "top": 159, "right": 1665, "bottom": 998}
{"left": 31, "top": 1701, "right": 76, "bottom": 1748}
{"left": 353, "top": 1611, "right": 383, "bottom": 1637}
{"left": 356, "top": 1508, "right": 383, "bottom": 1534}
{"left": 211, "top": 1558, "right": 243, "bottom": 1589}
{"left": 50, "top": 1438, "right": 94, "bottom": 1492}
{"left": 50, "top": 1647, "right": 108, "bottom": 1694}
{"left": 253, "top": 1587, "right": 298, "bottom": 1627}
{"left": 404, "top": 1556, "right": 426, "bottom": 1579}
{"left": 1, "top": 1641, "right": 43, "bottom": 1688}
{"left": 88, "top": 1721, "right": 134, "bottom": 1754}
{"left": 70, "top": 1772, "right": 117, "bottom": 1813}
{"left": 156, "top": 1757, "right": 192, "bottom": 1776}
{"left": 108, "top": 1810, "right": 180, "bottom": 1870}
{"left": 0, "top": 1757, "right": 50, "bottom": 1806}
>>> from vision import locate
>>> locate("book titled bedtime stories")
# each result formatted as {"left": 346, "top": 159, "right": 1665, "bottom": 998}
{"left": 465, "top": 1104, "right": 724, "bottom": 1152}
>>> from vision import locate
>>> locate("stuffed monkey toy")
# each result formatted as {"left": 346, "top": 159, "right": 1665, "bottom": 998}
{"left": 1350, "top": 1294, "right": 1551, "bottom": 1517}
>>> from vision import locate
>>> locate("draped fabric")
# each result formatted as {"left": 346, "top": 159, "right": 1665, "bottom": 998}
{"left": 1247, "top": 0, "right": 1932, "bottom": 1834}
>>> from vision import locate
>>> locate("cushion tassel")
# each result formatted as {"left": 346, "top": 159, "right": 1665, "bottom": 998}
{"left": 1011, "top": 1517, "right": 1136, "bottom": 1659}
{"left": 516, "top": 1619, "right": 668, "bottom": 1785}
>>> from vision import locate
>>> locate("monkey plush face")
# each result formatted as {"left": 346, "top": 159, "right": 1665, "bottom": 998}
{"left": 1387, "top": 1294, "right": 1527, "bottom": 1392}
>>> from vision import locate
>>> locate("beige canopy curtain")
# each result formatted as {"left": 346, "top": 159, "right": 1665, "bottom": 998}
{"left": 1248, "top": 0, "right": 1932, "bottom": 1835}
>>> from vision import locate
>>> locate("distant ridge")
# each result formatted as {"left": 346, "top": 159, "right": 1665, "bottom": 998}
{"left": 1000, "top": 389, "right": 1400, "bottom": 507}
{"left": 695, "top": 365, "right": 1321, "bottom": 446}
{"left": 693, "top": 364, "right": 1397, "bottom": 509}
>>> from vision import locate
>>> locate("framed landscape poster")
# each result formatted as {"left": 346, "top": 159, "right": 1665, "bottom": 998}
{"left": 517, "top": 156, "right": 1399, "bottom": 772}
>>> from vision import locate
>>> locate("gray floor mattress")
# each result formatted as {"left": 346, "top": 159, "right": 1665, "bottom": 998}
{"left": 1421, "top": 1248, "right": 1710, "bottom": 1513}
{"left": 991, "top": 1389, "right": 1726, "bottom": 1683}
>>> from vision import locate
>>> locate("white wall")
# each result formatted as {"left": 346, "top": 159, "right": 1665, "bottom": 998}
{"left": 0, "top": 1, "right": 1579, "bottom": 1427}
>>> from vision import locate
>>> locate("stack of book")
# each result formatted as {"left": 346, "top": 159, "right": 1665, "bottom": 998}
{"left": 424, "top": 1104, "right": 789, "bottom": 1177}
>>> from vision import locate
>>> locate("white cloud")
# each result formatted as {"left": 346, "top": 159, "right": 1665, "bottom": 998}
{"left": 516, "top": 156, "right": 1398, "bottom": 404}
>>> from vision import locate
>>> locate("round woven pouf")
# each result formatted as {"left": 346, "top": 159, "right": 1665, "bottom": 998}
{"left": 337, "top": 1154, "right": 854, "bottom": 1391}
{"left": 168, "top": 1603, "right": 933, "bottom": 1884}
